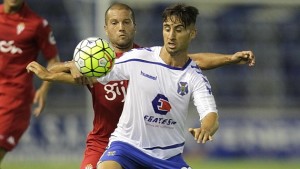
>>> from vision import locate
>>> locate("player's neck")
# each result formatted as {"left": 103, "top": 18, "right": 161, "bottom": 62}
{"left": 160, "top": 47, "right": 189, "bottom": 68}
{"left": 112, "top": 43, "right": 133, "bottom": 54}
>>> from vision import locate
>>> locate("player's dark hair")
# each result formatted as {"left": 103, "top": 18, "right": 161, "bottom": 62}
{"left": 105, "top": 2, "right": 136, "bottom": 25}
{"left": 162, "top": 4, "right": 199, "bottom": 27}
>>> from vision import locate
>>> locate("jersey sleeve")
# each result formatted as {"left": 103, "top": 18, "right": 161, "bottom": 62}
{"left": 35, "top": 19, "right": 58, "bottom": 60}
{"left": 191, "top": 73, "right": 218, "bottom": 120}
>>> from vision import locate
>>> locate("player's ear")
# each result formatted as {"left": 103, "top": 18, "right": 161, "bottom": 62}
{"left": 190, "top": 28, "right": 197, "bottom": 39}
{"left": 133, "top": 23, "right": 137, "bottom": 33}
{"left": 104, "top": 25, "right": 108, "bottom": 36}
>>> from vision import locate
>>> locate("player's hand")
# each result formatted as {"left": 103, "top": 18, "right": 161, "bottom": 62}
{"left": 26, "top": 61, "right": 50, "bottom": 117}
{"left": 75, "top": 76, "right": 94, "bottom": 88}
{"left": 26, "top": 61, "right": 51, "bottom": 80}
{"left": 32, "top": 87, "right": 47, "bottom": 117}
{"left": 67, "top": 61, "right": 94, "bottom": 87}
{"left": 231, "top": 51, "right": 255, "bottom": 66}
{"left": 188, "top": 127, "right": 213, "bottom": 144}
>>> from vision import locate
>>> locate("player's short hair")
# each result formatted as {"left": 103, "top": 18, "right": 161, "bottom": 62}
{"left": 105, "top": 2, "right": 136, "bottom": 25}
{"left": 162, "top": 4, "right": 199, "bottom": 27}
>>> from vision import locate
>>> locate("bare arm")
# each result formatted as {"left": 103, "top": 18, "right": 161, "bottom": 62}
{"left": 38, "top": 56, "right": 60, "bottom": 89}
{"left": 49, "top": 60, "right": 97, "bottom": 86}
{"left": 47, "top": 61, "right": 72, "bottom": 73}
{"left": 26, "top": 61, "right": 98, "bottom": 85}
{"left": 32, "top": 56, "right": 60, "bottom": 116}
{"left": 189, "top": 51, "right": 255, "bottom": 70}
{"left": 188, "top": 112, "right": 219, "bottom": 144}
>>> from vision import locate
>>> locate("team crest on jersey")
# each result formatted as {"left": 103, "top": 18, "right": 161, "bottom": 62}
{"left": 152, "top": 94, "right": 171, "bottom": 115}
{"left": 177, "top": 82, "right": 189, "bottom": 96}
{"left": 16, "top": 22, "right": 25, "bottom": 35}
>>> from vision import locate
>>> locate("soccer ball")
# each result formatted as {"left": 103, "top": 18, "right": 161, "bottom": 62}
{"left": 73, "top": 37, "right": 116, "bottom": 77}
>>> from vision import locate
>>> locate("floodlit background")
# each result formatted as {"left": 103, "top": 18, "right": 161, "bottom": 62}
{"left": 3, "top": 0, "right": 300, "bottom": 168}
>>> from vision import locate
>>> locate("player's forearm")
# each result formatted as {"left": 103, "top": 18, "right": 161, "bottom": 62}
{"left": 44, "top": 72, "right": 77, "bottom": 84}
{"left": 189, "top": 53, "right": 233, "bottom": 70}
{"left": 201, "top": 112, "right": 219, "bottom": 136}
{"left": 38, "top": 80, "right": 51, "bottom": 94}
{"left": 48, "top": 61, "right": 73, "bottom": 73}
{"left": 39, "top": 56, "right": 60, "bottom": 91}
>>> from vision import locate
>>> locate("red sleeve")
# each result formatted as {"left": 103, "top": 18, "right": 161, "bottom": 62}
{"left": 35, "top": 19, "right": 59, "bottom": 61}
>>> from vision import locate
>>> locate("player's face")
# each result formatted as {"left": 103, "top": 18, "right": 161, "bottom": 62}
{"left": 162, "top": 16, "right": 196, "bottom": 55}
{"left": 105, "top": 8, "right": 136, "bottom": 52}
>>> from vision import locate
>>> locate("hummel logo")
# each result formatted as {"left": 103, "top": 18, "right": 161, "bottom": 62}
{"left": 141, "top": 71, "right": 157, "bottom": 80}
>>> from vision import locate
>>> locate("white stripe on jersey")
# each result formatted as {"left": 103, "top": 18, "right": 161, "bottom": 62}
{"left": 97, "top": 46, "right": 218, "bottom": 159}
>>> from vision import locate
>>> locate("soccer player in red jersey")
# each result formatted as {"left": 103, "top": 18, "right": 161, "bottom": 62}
{"left": 0, "top": 0, "right": 60, "bottom": 166}
{"left": 27, "top": 3, "right": 254, "bottom": 169}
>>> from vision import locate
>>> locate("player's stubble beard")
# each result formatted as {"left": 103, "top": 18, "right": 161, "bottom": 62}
{"left": 114, "top": 38, "right": 134, "bottom": 51}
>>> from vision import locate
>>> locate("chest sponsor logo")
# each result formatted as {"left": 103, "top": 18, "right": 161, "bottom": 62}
{"left": 0, "top": 40, "right": 22, "bottom": 54}
{"left": 148, "top": 94, "right": 176, "bottom": 127}
{"left": 144, "top": 115, "right": 176, "bottom": 126}
{"left": 152, "top": 94, "right": 171, "bottom": 115}
{"left": 104, "top": 81, "right": 126, "bottom": 102}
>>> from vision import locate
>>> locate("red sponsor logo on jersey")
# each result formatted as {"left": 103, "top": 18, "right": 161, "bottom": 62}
{"left": 152, "top": 94, "right": 172, "bottom": 115}
{"left": 158, "top": 98, "right": 171, "bottom": 112}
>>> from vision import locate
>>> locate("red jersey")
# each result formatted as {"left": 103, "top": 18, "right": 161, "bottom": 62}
{"left": 86, "top": 44, "right": 140, "bottom": 147}
{"left": 0, "top": 3, "right": 58, "bottom": 99}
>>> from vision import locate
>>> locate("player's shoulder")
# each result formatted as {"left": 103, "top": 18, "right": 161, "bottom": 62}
{"left": 122, "top": 46, "right": 161, "bottom": 59}
{"left": 0, "top": 4, "right": 4, "bottom": 13}
{"left": 128, "top": 46, "right": 160, "bottom": 54}
{"left": 187, "top": 61, "right": 203, "bottom": 75}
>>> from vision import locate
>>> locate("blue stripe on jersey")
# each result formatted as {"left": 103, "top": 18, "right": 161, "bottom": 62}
{"left": 116, "top": 58, "right": 192, "bottom": 70}
{"left": 144, "top": 142, "right": 185, "bottom": 150}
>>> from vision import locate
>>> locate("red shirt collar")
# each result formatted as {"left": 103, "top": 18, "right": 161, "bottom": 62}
{"left": 115, "top": 43, "right": 141, "bottom": 58}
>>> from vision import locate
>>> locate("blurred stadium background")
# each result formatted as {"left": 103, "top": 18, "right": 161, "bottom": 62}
{"left": 3, "top": 0, "right": 300, "bottom": 168}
